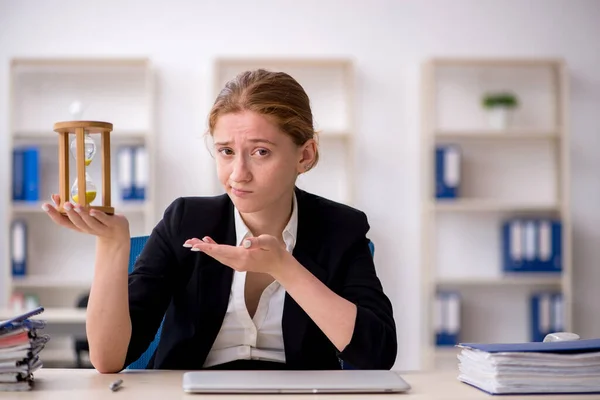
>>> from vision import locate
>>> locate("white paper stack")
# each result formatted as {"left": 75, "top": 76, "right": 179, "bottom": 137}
{"left": 0, "top": 307, "right": 49, "bottom": 391}
{"left": 457, "top": 339, "right": 600, "bottom": 394}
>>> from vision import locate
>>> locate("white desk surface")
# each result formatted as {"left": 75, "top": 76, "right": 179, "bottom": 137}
{"left": 8, "top": 368, "right": 600, "bottom": 399}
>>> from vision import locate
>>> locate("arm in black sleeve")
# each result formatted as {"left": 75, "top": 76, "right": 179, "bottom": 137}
{"left": 337, "top": 213, "right": 398, "bottom": 370}
{"left": 122, "top": 197, "right": 186, "bottom": 368}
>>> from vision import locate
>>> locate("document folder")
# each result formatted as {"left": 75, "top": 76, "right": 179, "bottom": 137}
{"left": 457, "top": 339, "right": 600, "bottom": 394}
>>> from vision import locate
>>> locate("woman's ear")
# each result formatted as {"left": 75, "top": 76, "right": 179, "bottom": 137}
{"left": 297, "top": 139, "right": 317, "bottom": 174}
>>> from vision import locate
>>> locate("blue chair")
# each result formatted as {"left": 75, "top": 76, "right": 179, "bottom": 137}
{"left": 126, "top": 236, "right": 160, "bottom": 370}
{"left": 125, "top": 235, "right": 375, "bottom": 369}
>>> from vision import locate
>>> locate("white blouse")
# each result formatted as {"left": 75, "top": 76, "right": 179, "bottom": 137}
{"left": 203, "top": 194, "right": 298, "bottom": 368}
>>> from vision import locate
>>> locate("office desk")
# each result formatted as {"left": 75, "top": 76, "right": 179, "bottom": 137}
{"left": 10, "top": 368, "right": 600, "bottom": 399}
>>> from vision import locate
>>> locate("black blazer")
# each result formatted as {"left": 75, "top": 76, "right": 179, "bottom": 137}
{"left": 122, "top": 188, "right": 397, "bottom": 370}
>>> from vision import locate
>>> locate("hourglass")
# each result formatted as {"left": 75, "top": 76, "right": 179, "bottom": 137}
{"left": 53, "top": 121, "right": 115, "bottom": 215}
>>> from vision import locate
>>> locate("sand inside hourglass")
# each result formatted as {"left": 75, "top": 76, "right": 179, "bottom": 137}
{"left": 70, "top": 133, "right": 98, "bottom": 205}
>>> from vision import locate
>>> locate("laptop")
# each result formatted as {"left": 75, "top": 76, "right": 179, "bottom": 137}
{"left": 182, "top": 370, "right": 411, "bottom": 394}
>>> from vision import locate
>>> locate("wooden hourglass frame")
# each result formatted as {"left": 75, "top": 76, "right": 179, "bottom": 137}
{"left": 53, "top": 121, "right": 115, "bottom": 215}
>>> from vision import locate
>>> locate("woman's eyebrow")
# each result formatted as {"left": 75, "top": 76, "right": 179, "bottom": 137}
{"left": 214, "top": 138, "right": 277, "bottom": 146}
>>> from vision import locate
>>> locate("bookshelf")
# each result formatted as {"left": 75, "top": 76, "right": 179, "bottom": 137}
{"left": 2, "top": 57, "right": 156, "bottom": 365}
{"left": 420, "top": 58, "right": 571, "bottom": 370}
{"left": 212, "top": 57, "right": 356, "bottom": 205}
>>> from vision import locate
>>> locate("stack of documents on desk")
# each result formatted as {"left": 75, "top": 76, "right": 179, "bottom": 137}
{"left": 0, "top": 307, "right": 49, "bottom": 391}
{"left": 457, "top": 339, "right": 600, "bottom": 394}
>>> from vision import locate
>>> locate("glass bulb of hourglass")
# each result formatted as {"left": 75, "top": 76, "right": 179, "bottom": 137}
{"left": 71, "top": 172, "right": 97, "bottom": 204}
{"left": 69, "top": 132, "right": 97, "bottom": 166}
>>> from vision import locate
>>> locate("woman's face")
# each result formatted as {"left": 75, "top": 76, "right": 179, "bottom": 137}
{"left": 212, "top": 110, "right": 315, "bottom": 214}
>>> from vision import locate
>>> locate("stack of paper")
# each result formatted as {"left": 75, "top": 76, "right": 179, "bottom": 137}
{"left": 0, "top": 307, "right": 49, "bottom": 391}
{"left": 457, "top": 339, "right": 600, "bottom": 394}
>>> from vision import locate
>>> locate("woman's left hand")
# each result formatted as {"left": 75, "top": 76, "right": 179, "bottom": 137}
{"left": 183, "top": 235, "right": 288, "bottom": 276}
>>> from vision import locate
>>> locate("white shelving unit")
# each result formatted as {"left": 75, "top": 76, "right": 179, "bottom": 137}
{"left": 2, "top": 57, "right": 156, "bottom": 365}
{"left": 212, "top": 57, "right": 356, "bottom": 205}
{"left": 420, "top": 58, "right": 571, "bottom": 370}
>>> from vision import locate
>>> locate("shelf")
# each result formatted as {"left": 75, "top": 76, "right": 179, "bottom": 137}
{"left": 12, "top": 276, "right": 91, "bottom": 289}
{"left": 316, "top": 130, "right": 352, "bottom": 139}
{"left": 12, "top": 130, "right": 149, "bottom": 146}
{"left": 12, "top": 201, "right": 148, "bottom": 214}
{"left": 420, "top": 57, "right": 570, "bottom": 372}
{"left": 432, "top": 199, "right": 560, "bottom": 213}
{"left": 435, "top": 129, "right": 560, "bottom": 141}
{"left": 38, "top": 348, "right": 85, "bottom": 365}
{"left": 0, "top": 307, "right": 86, "bottom": 323}
{"left": 429, "top": 57, "right": 565, "bottom": 68}
{"left": 435, "top": 347, "right": 460, "bottom": 358}
{"left": 437, "top": 275, "right": 562, "bottom": 287}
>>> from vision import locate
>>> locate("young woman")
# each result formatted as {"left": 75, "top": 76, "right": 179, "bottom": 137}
{"left": 42, "top": 69, "right": 397, "bottom": 373}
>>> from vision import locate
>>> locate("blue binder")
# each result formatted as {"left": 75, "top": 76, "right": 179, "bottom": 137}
{"left": 530, "top": 292, "right": 563, "bottom": 342}
{"left": 435, "top": 145, "right": 461, "bottom": 199}
{"left": 133, "top": 146, "right": 148, "bottom": 200}
{"left": 502, "top": 219, "right": 562, "bottom": 273}
{"left": 10, "top": 219, "right": 27, "bottom": 277}
{"left": 12, "top": 148, "right": 25, "bottom": 201}
{"left": 502, "top": 219, "right": 525, "bottom": 272}
{"left": 435, "top": 291, "right": 461, "bottom": 346}
{"left": 550, "top": 220, "right": 562, "bottom": 272}
{"left": 118, "top": 146, "right": 135, "bottom": 201}
{"left": 23, "top": 147, "right": 39, "bottom": 201}
{"left": 459, "top": 338, "right": 600, "bottom": 354}
{"left": 551, "top": 293, "right": 564, "bottom": 333}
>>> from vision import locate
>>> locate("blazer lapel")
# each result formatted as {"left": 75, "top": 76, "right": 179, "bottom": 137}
{"left": 283, "top": 188, "right": 329, "bottom": 366}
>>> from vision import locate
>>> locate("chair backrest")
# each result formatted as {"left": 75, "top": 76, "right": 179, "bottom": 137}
{"left": 125, "top": 235, "right": 375, "bottom": 370}
{"left": 126, "top": 236, "right": 158, "bottom": 370}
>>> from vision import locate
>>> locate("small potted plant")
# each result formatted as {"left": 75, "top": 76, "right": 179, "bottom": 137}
{"left": 481, "top": 92, "right": 519, "bottom": 130}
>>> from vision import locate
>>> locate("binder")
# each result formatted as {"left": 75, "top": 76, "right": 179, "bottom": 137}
{"left": 12, "top": 148, "right": 24, "bottom": 201}
{"left": 0, "top": 306, "right": 44, "bottom": 330}
{"left": 435, "top": 145, "right": 461, "bottom": 199}
{"left": 435, "top": 291, "right": 461, "bottom": 346}
{"left": 502, "top": 218, "right": 562, "bottom": 273}
{"left": 434, "top": 293, "right": 443, "bottom": 345}
{"left": 552, "top": 293, "right": 564, "bottom": 333}
{"left": 459, "top": 337, "right": 600, "bottom": 354}
{"left": 457, "top": 338, "right": 600, "bottom": 394}
{"left": 530, "top": 292, "right": 557, "bottom": 342}
{"left": 22, "top": 147, "right": 39, "bottom": 202}
{"left": 133, "top": 146, "right": 148, "bottom": 200}
{"left": 117, "top": 147, "right": 135, "bottom": 201}
{"left": 502, "top": 219, "right": 524, "bottom": 272}
{"left": 523, "top": 219, "right": 537, "bottom": 270}
{"left": 10, "top": 220, "right": 27, "bottom": 277}
{"left": 550, "top": 220, "right": 562, "bottom": 272}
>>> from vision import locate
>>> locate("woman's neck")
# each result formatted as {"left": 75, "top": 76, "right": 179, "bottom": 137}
{"left": 239, "top": 192, "right": 294, "bottom": 239}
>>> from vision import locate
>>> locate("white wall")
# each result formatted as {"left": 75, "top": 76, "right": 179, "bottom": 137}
{"left": 1, "top": 0, "right": 599, "bottom": 370}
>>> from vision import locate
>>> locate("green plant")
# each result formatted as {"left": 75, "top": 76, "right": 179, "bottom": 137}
{"left": 482, "top": 92, "right": 519, "bottom": 109}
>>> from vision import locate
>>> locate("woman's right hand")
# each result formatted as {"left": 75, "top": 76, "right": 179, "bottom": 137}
{"left": 42, "top": 194, "right": 130, "bottom": 243}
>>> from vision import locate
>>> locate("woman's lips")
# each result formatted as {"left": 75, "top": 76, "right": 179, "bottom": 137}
{"left": 231, "top": 187, "right": 252, "bottom": 197}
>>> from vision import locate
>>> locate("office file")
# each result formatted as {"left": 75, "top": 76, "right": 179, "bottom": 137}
{"left": 12, "top": 149, "right": 24, "bottom": 201}
{"left": 435, "top": 291, "right": 461, "bottom": 346}
{"left": 530, "top": 291, "right": 563, "bottom": 342}
{"left": 22, "top": 147, "right": 39, "bottom": 201}
{"left": 502, "top": 218, "right": 562, "bottom": 273}
{"left": 117, "top": 146, "right": 135, "bottom": 201}
{"left": 435, "top": 145, "right": 461, "bottom": 199}
{"left": 530, "top": 292, "right": 552, "bottom": 342}
{"left": 12, "top": 147, "right": 39, "bottom": 202}
{"left": 133, "top": 146, "right": 148, "bottom": 200}
{"left": 457, "top": 338, "right": 600, "bottom": 394}
{"left": 0, "top": 307, "right": 49, "bottom": 392}
{"left": 10, "top": 220, "right": 27, "bottom": 277}
{"left": 552, "top": 293, "right": 564, "bottom": 333}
